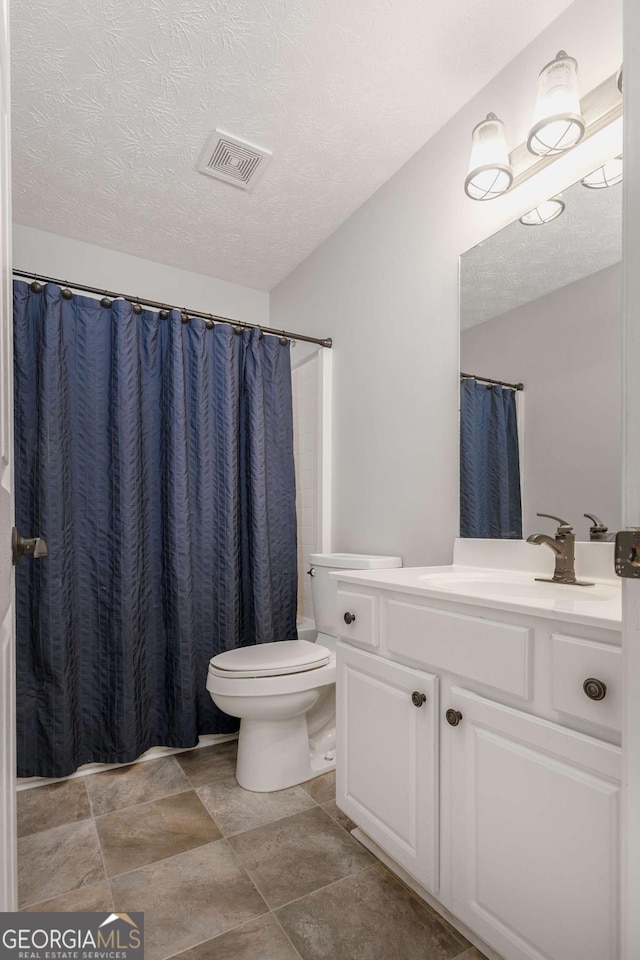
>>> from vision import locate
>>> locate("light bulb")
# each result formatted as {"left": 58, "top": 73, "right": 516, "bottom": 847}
{"left": 581, "top": 156, "right": 623, "bottom": 189}
{"left": 519, "top": 198, "right": 565, "bottom": 226}
{"left": 527, "top": 52, "right": 585, "bottom": 156}
{"left": 465, "top": 113, "right": 513, "bottom": 201}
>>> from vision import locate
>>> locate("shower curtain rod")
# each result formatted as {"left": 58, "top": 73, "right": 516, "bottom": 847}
{"left": 461, "top": 372, "right": 524, "bottom": 391}
{"left": 12, "top": 269, "right": 333, "bottom": 348}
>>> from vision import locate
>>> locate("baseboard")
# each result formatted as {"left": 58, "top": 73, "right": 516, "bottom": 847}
{"left": 351, "top": 827, "right": 505, "bottom": 960}
{"left": 16, "top": 733, "right": 239, "bottom": 791}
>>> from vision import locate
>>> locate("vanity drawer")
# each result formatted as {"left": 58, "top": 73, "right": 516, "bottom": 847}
{"left": 551, "top": 634, "right": 622, "bottom": 732}
{"left": 337, "top": 590, "right": 379, "bottom": 649}
{"left": 384, "top": 599, "right": 532, "bottom": 698}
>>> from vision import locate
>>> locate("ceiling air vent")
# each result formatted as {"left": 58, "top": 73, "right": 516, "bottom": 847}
{"left": 197, "top": 130, "right": 272, "bottom": 191}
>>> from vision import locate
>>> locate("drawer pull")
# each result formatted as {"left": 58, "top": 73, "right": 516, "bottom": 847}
{"left": 343, "top": 612, "right": 357, "bottom": 625}
{"left": 411, "top": 691, "right": 427, "bottom": 707}
{"left": 583, "top": 678, "right": 607, "bottom": 701}
{"left": 446, "top": 708, "right": 463, "bottom": 727}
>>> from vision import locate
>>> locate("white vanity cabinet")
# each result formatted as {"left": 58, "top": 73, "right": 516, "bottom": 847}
{"left": 335, "top": 581, "right": 622, "bottom": 960}
{"left": 336, "top": 642, "right": 439, "bottom": 892}
{"left": 447, "top": 687, "right": 620, "bottom": 960}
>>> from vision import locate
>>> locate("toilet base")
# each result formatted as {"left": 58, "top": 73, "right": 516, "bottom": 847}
{"left": 236, "top": 715, "right": 336, "bottom": 792}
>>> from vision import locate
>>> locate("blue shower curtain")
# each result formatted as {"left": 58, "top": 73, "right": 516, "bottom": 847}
{"left": 460, "top": 378, "right": 522, "bottom": 539}
{"left": 13, "top": 281, "right": 298, "bottom": 778}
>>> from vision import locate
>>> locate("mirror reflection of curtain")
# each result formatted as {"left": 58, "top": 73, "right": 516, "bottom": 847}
{"left": 460, "top": 378, "right": 522, "bottom": 539}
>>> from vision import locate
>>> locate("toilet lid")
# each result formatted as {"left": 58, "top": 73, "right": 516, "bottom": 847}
{"left": 209, "top": 640, "right": 330, "bottom": 678}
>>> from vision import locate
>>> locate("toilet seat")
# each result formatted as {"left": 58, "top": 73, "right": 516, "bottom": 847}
{"left": 207, "top": 653, "right": 335, "bottom": 698}
{"left": 209, "top": 639, "right": 330, "bottom": 679}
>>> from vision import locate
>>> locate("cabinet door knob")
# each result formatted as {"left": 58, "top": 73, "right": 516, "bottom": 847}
{"left": 583, "top": 678, "right": 607, "bottom": 701}
{"left": 343, "top": 612, "right": 356, "bottom": 625}
{"left": 446, "top": 708, "right": 463, "bottom": 727}
{"left": 411, "top": 691, "right": 426, "bottom": 707}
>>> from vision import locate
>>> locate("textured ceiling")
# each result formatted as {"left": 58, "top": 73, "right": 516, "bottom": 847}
{"left": 460, "top": 177, "right": 622, "bottom": 329}
{"left": 12, "top": 0, "right": 576, "bottom": 291}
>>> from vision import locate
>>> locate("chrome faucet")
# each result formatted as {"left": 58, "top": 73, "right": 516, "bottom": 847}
{"left": 526, "top": 513, "right": 593, "bottom": 586}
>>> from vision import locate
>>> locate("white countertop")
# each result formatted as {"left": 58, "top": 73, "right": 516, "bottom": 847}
{"left": 331, "top": 538, "right": 622, "bottom": 632}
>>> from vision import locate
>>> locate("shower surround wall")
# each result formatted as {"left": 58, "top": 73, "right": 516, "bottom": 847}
{"left": 292, "top": 353, "right": 321, "bottom": 619}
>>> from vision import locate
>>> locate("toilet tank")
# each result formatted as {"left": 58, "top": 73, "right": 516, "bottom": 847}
{"left": 309, "top": 553, "right": 402, "bottom": 638}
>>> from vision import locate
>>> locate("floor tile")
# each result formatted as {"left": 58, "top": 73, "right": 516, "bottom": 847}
{"left": 18, "top": 819, "right": 105, "bottom": 909}
{"left": 301, "top": 770, "right": 335, "bottom": 804}
{"left": 321, "top": 800, "right": 356, "bottom": 834}
{"left": 17, "top": 779, "right": 92, "bottom": 837}
{"left": 228, "top": 805, "right": 373, "bottom": 909}
{"left": 176, "top": 741, "right": 238, "bottom": 788}
{"left": 21, "top": 881, "right": 113, "bottom": 913}
{"left": 197, "top": 777, "right": 315, "bottom": 836}
{"left": 110, "top": 840, "right": 267, "bottom": 960}
{"left": 85, "top": 756, "right": 190, "bottom": 816}
{"left": 276, "top": 863, "right": 468, "bottom": 960}
{"left": 96, "top": 790, "right": 222, "bottom": 876}
{"left": 170, "top": 915, "right": 300, "bottom": 960}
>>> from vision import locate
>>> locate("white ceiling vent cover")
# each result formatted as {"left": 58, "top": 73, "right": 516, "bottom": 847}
{"left": 198, "top": 130, "right": 272, "bottom": 191}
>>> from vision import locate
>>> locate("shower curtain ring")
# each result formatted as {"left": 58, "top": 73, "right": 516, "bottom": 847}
{"left": 181, "top": 309, "right": 190, "bottom": 324}
{"left": 205, "top": 315, "right": 215, "bottom": 330}
{"left": 279, "top": 330, "right": 288, "bottom": 345}
{"left": 132, "top": 298, "right": 143, "bottom": 315}
{"left": 61, "top": 282, "right": 73, "bottom": 301}
{"left": 30, "top": 274, "right": 43, "bottom": 294}
{"left": 100, "top": 290, "right": 112, "bottom": 308}
{"left": 159, "top": 305, "right": 169, "bottom": 320}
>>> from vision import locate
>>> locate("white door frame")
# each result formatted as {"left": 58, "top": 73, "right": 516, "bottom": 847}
{"left": 622, "top": 1, "right": 640, "bottom": 955}
{"left": 0, "top": 0, "right": 16, "bottom": 912}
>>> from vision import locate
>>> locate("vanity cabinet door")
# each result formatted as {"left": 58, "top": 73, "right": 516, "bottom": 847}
{"left": 448, "top": 687, "right": 621, "bottom": 960}
{"left": 336, "top": 642, "right": 439, "bottom": 893}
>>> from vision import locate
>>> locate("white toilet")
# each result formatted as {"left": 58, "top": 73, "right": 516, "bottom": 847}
{"left": 206, "top": 552, "right": 402, "bottom": 792}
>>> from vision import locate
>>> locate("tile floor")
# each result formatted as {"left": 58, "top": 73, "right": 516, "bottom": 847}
{"left": 17, "top": 741, "right": 486, "bottom": 960}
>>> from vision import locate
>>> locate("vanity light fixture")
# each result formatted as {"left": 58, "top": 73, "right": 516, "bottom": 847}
{"left": 464, "top": 113, "right": 513, "bottom": 200}
{"left": 464, "top": 60, "right": 621, "bottom": 202}
{"left": 581, "top": 155, "right": 623, "bottom": 189}
{"left": 518, "top": 197, "right": 565, "bottom": 226}
{"left": 527, "top": 51, "right": 585, "bottom": 156}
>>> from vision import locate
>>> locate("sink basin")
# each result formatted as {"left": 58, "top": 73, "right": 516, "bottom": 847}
{"left": 418, "top": 572, "right": 619, "bottom": 605}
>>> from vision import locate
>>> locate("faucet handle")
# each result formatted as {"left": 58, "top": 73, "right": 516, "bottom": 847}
{"left": 584, "top": 513, "right": 609, "bottom": 539}
{"left": 536, "top": 513, "right": 574, "bottom": 535}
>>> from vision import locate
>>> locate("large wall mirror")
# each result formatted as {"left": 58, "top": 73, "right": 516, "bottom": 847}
{"left": 459, "top": 173, "right": 622, "bottom": 542}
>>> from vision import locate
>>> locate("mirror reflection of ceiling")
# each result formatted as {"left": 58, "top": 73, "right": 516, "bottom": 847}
{"left": 460, "top": 177, "right": 622, "bottom": 330}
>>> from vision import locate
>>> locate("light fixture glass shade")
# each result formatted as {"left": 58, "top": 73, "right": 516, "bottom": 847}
{"left": 464, "top": 113, "right": 513, "bottom": 201}
{"left": 519, "top": 198, "right": 565, "bottom": 226}
{"left": 527, "top": 51, "right": 585, "bottom": 156}
{"left": 581, "top": 156, "right": 623, "bottom": 189}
